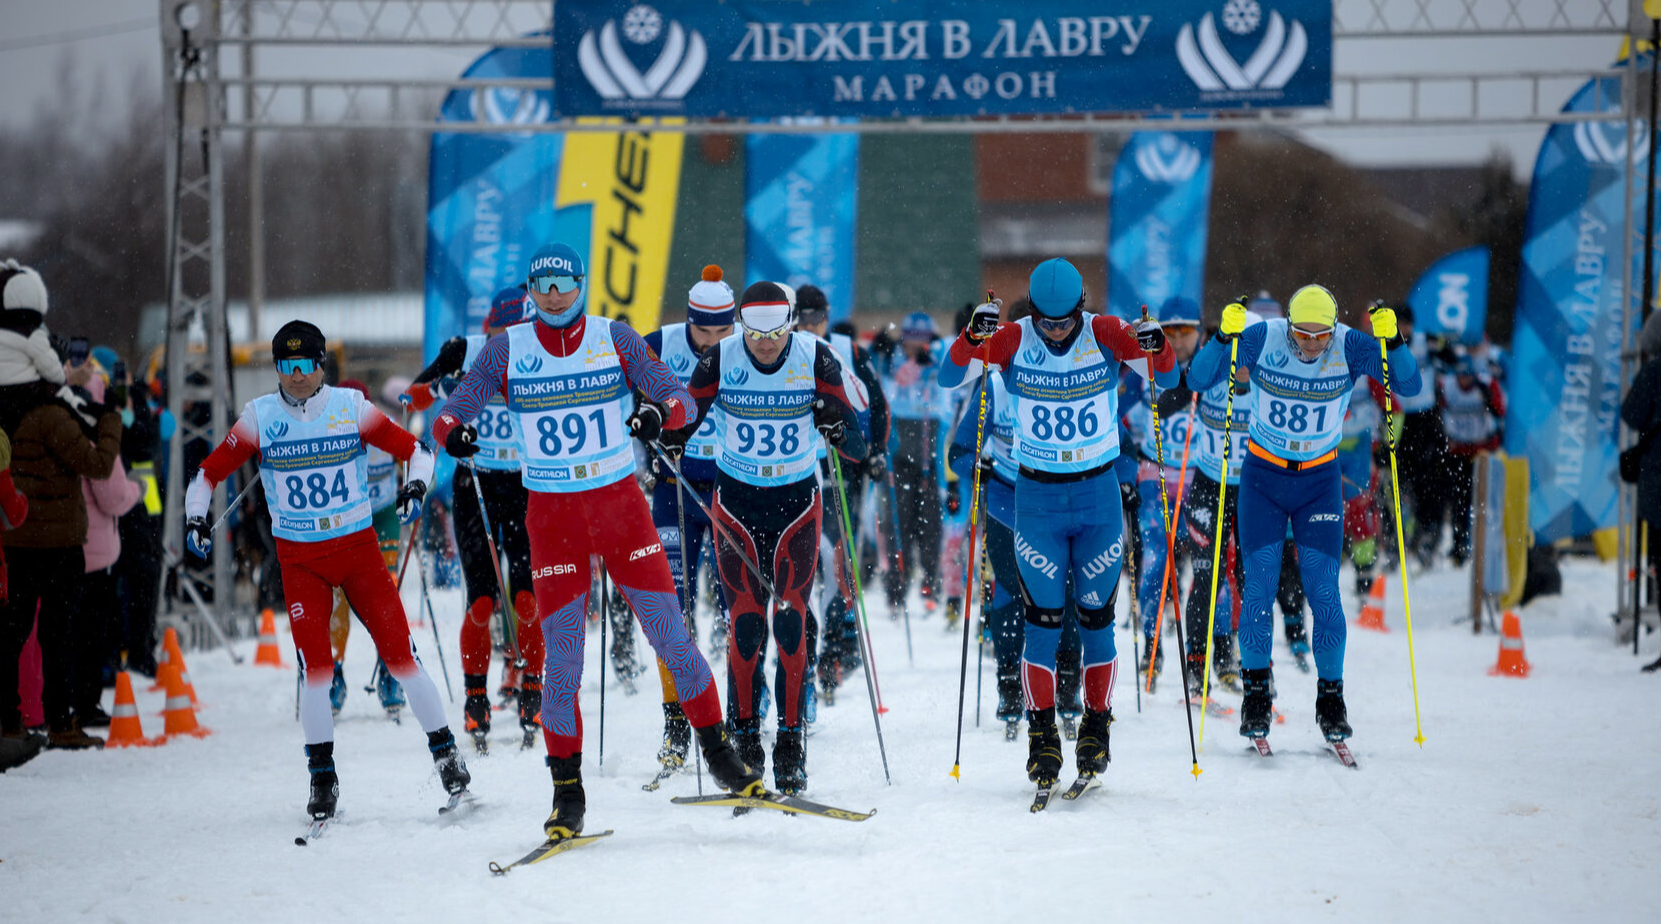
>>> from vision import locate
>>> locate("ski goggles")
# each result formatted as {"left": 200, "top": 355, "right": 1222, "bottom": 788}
{"left": 275, "top": 357, "right": 320, "bottom": 375}
{"left": 1035, "top": 313, "right": 1078, "bottom": 334}
{"left": 744, "top": 325, "right": 791, "bottom": 341}
{"left": 739, "top": 301, "right": 792, "bottom": 340}
{"left": 529, "top": 274, "right": 583, "bottom": 295}
{"left": 1290, "top": 324, "right": 1335, "bottom": 343}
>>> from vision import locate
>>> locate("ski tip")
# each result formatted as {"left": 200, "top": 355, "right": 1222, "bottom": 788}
{"left": 294, "top": 836, "right": 308, "bottom": 846}
{"left": 488, "top": 861, "right": 509, "bottom": 876}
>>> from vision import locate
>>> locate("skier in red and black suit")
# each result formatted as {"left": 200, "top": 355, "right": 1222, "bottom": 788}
{"left": 430, "top": 244, "right": 760, "bottom": 842}
{"left": 670, "top": 281, "right": 867, "bottom": 794}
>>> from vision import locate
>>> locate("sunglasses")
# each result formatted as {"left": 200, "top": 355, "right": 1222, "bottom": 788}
{"left": 276, "top": 358, "right": 319, "bottom": 375}
{"left": 1290, "top": 325, "right": 1335, "bottom": 342}
{"left": 744, "top": 326, "right": 791, "bottom": 341}
{"left": 1035, "top": 315, "right": 1077, "bottom": 334}
{"left": 529, "top": 274, "right": 583, "bottom": 295}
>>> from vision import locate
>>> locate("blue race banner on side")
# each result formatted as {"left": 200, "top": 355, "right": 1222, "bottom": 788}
{"left": 1107, "top": 131, "right": 1214, "bottom": 321}
{"left": 1505, "top": 65, "right": 1650, "bottom": 543}
{"left": 554, "top": 1, "right": 1331, "bottom": 119}
{"left": 425, "top": 38, "right": 589, "bottom": 361}
{"left": 1406, "top": 245, "right": 1489, "bottom": 345}
{"left": 745, "top": 130, "right": 860, "bottom": 322}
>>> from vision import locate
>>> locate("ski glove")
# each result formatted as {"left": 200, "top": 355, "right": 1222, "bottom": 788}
{"left": 185, "top": 516, "right": 212, "bottom": 559}
{"left": 812, "top": 397, "right": 847, "bottom": 446}
{"left": 401, "top": 381, "right": 436, "bottom": 412}
{"left": 966, "top": 299, "right": 1002, "bottom": 343}
{"left": 975, "top": 455, "right": 998, "bottom": 482}
{"left": 443, "top": 419, "right": 479, "bottom": 458}
{"left": 627, "top": 401, "right": 666, "bottom": 443}
{"left": 1215, "top": 300, "right": 1248, "bottom": 343}
{"left": 396, "top": 479, "right": 427, "bottom": 525}
{"left": 866, "top": 451, "right": 888, "bottom": 480}
{"left": 1119, "top": 480, "right": 1139, "bottom": 511}
{"left": 1133, "top": 317, "right": 1166, "bottom": 353}
{"left": 1369, "top": 304, "right": 1402, "bottom": 348}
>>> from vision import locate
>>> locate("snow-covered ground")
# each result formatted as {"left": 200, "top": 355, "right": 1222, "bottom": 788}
{"left": 4, "top": 557, "right": 1656, "bottom": 923}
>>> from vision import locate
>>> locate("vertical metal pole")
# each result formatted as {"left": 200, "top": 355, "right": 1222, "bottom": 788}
{"left": 244, "top": 1, "right": 263, "bottom": 346}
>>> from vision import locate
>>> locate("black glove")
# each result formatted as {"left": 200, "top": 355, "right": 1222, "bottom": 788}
{"left": 627, "top": 400, "right": 666, "bottom": 443}
{"left": 812, "top": 397, "right": 847, "bottom": 446}
{"left": 866, "top": 451, "right": 888, "bottom": 480}
{"left": 1119, "top": 480, "right": 1140, "bottom": 510}
{"left": 1132, "top": 317, "right": 1166, "bottom": 353}
{"left": 396, "top": 479, "right": 427, "bottom": 525}
{"left": 185, "top": 516, "right": 212, "bottom": 559}
{"left": 975, "top": 455, "right": 997, "bottom": 482}
{"left": 443, "top": 420, "right": 479, "bottom": 458}
{"left": 966, "top": 299, "right": 1002, "bottom": 343}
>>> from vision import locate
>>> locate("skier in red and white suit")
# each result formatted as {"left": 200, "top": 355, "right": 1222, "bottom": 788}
{"left": 184, "top": 320, "right": 467, "bottom": 823}
{"left": 430, "top": 243, "right": 761, "bottom": 841}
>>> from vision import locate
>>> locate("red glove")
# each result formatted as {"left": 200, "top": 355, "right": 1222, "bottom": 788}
{"left": 403, "top": 381, "right": 436, "bottom": 412}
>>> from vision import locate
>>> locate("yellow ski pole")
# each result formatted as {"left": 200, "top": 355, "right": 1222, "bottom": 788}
{"left": 1197, "top": 335, "right": 1239, "bottom": 753}
{"left": 1375, "top": 311, "right": 1426, "bottom": 746}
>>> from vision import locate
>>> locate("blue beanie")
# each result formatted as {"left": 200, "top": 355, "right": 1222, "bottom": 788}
{"left": 1157, "top": 296, "right": 1201, "bottom": 326}
{"left": 485, "top": 287, "right": 529, "bottom": 330}
{"left": 900, "top": 311, "right": 938, "bottom": 341}
{"left": 1028, "top": 258, "right": 1084, "bottom": 319}
{"left": 527, "top": 242, "right": 584, "bottom": 280}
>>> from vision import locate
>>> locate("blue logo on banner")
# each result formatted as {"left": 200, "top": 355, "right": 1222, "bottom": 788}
{"left": 745, "top": 129, "right": 859, "bottom": 322}
{"left": 425, "top": 34, "right": 592, "bottom": 362}
{"left": 1505, "top": 60, "right": 1652, "bottom": 543}
{"left": 555, "top": 1, "right": 1332, "bottom": 119}
{"left": 1406, "top": 246, "right": 1489, "bottom": 346}
{"left": 1108, "top": 131, "right": 1214, "bottom": 321}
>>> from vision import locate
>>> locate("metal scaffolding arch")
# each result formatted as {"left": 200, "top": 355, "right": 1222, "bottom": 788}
{"left": 158, "top": 0, "right": 1649, "bottom": 643}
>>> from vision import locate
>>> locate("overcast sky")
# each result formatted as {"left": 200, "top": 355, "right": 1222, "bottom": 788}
{"left": 0, "top": 0, "right": 1640, "bottom": 180}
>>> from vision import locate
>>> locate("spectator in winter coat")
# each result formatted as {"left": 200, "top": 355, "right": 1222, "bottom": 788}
{"left": 76, "top": 373, "right": 144, "bottom": 725}
{"left": 1625, "top": 313, "right": 1661, "bottom": 673}
{"left": 0, "top": 265, "right": 123, "bottom": 750}
{"left": 1437, "top": 354, "right": 1507, "bottom": 566}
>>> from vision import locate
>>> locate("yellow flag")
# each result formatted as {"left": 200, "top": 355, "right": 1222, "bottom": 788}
{"left": 556, "top": 118, "right": 684, "bottom": 333}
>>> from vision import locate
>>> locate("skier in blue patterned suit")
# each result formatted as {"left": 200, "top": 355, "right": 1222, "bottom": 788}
{"left": 941, "top": 258, "right": 1176, "bottom": 788}
{"left": 1186, "top": 286, "right": 1419, "bottom": 742}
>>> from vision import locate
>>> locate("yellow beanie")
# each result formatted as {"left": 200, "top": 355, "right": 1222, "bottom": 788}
{"left": 1287, "top": 285, "right": 1337, "bottom": 327}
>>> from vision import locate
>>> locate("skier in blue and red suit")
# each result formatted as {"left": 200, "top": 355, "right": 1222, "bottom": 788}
{"left": 940, "top": 258, "right": 1176, "bottom": 789}
{"left": 431, "top": 243, "right": 761, "bottom": 842}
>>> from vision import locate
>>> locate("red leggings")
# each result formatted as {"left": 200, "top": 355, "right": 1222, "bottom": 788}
{"left": 281, "top": 529, "right": 446, "bottom": 741}
{"left": 525, "top": 478, "right": 720, "bottom": 758}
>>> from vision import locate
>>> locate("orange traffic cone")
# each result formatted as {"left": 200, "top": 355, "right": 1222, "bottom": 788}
{"left": 1489, "top": 610, "right": 1531, "bottom": 677}
{"left": 161, "top": 631, "right": 200, "bottom": 707}
{"left": 254, "top": 609, "right": 286, "bottom": 667}
{"left": 148, "top": 626, "right": 179, "bottom": 691}
{"left": 106, "top": 672, "right": 160, "bottom": 748}
{"left": 1356, "top": 574, "right": 1389, "bottom": 633}
{"left": 160, "top": 663, "right": 210, "bottom": 739}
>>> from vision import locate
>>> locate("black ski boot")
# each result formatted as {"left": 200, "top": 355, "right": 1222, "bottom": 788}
{"left": 1056, "top": 646, "right": 1082, "bottom": 740}
{"left": 1183, "top": 653, "right": 1208, "bottom": 701}
{"left": 996, "top": 669, "right": 1022, "bottom": 740}
{"left": 1025, "top": 709, "right": 1063, "bottom": 787}
{"left": 544, "top": 753, "right": 585, "bottom": 839}
{"left": 729, "top": 716, "right": 764, "bottom": 776}
{"left": 428, "top": 729, "right": 471, "bottom": 795}
{"left": 658, "top": 702, "right": 691, "bottom": 769}
{"left": 1315, "top": 678, "right": 1353, "bottom": 741}
{"left": 1285, "top": 619, "right": 1312, "bottom": 669}
{"left": 694, "top": 722, "right": 764, "bottom": 796}
{"left": 1239, "top": 667, "right": 1274, "bottom": 739}
{"left": 1212, "top": 634, "right": 1242, "bottom": 693}
{"left": 772, "top": 725, "right": 806, "bottom": 794}
{"left": 1075, "top": 709, "right": 1113, "bottom": 776}
{"left": 518, "top": 674, "right": 543, "bottom": 735}
{"left": 305, "top": 742, "right": 339, "bottom": 820}
{"left": 462, "top": 673, "right": 491, "bottom": 749}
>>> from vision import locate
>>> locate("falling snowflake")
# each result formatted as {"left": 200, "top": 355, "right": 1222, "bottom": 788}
{"left": 1221, "top": 0, "right": 1262, "bottom": 35}
{"left": 621, "top": 5, "right": 663, "bottom": 45}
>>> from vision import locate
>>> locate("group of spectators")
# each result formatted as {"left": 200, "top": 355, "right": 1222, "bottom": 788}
{"left": 1, "top": 260, "right": 170, "bottom": 770}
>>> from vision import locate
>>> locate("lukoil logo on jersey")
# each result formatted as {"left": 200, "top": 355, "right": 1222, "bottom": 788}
{"left": 1135, "top": 134, "right": 1203, "bottom": 184}
{"left": 1573, "top": 118, "right": 1650, "bottom": 166}
{"left": 724, "top": 366, "right": 751, "bottom": 387}
{"left": 264, "top": 420, "right": 290, "bottom": 443}
{"left": 578, "top": 4, "right": 707, "bottom": 104}
{"left": 1177, "top": 1, "right": 1308, "bottom": 96}
{"left": 515, "top": 355, "right": 545, "bottom": 375}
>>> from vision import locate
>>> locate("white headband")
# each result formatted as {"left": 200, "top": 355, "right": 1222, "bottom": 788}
{"left": 739, "top": 301, "right": 792, "bottom": 333}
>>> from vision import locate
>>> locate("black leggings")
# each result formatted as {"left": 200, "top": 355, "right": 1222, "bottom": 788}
{"left": 0, "top": 546, "right": 87, "bottom": 731}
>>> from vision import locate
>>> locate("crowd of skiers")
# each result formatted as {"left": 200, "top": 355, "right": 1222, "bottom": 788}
{"left": 4, "top": 240, "right": 1534, "bottom": 829}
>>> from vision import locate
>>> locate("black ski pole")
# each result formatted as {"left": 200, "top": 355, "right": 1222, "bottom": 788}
{"left": 669, "top": 466, "right": 705, "bottom": 794}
